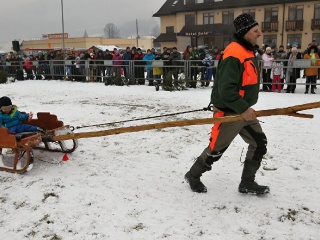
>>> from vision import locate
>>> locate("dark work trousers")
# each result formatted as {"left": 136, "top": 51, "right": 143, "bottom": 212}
{"left": 262, "top": 69, "right": 272, "bottom": 91}
{"left": 197, "top": 111, "right": 267, "bottom": 167}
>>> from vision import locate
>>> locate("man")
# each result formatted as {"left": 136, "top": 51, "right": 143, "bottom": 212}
{"left": 54, "top": 50, "right": 64, "bottom": 80}
{"left": 103, "top": 49, "right": 113, "bottom": 77}
{"left": 277, "top": 45, "right": 287, "bottom": 59}
{"left": 168, "top": 47, "right": 182, "bottom": 80}
{"left": 185, "top": 13, "right": 269, "bottom": 195}
{"left": 133, "top": 48, "right": 145, "bottom": 84}
{"left": 123, "top": 47, "right": 132, "bottom": 82}
{"left": 161, "top": 47, "right": 170, "bottom": 77}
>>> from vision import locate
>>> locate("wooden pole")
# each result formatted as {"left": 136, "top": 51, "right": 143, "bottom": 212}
{"left": 51, "top": 102, "right": 320, "bottom": 142}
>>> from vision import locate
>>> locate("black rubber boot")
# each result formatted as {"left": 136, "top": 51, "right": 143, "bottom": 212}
{"left": 238, "top": 160, "right": 270, "bottom": 195}
{"left": 185, "top": 158, "right": 211, "bottom": 193}
{"left": 311, "top": 86, "right": 315, "bottom": 94}
{"left": 305, "top": 86, "right": 309, "bottom": 94}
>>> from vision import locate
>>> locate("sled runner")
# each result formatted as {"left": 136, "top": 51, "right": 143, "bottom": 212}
{"left": 0, "top": 112, "right": 78, "bottom": 174}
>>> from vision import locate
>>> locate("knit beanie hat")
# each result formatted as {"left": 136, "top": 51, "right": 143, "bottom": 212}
{"left": 0, "top": 96, "right": 12, "bottom": 108}
{"left": 233, "top": 13, "right": 258, "bottom": 38}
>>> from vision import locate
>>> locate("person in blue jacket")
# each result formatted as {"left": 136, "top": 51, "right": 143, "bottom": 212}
{"left": 143, "top": 49, "right": 155, "bottom": 86}
{"left": 0, "top": 96, "right": 44, "bottom": 134}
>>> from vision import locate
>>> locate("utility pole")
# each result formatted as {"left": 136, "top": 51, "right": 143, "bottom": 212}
{"left": 61, "top": 0, "right": 65, "bottom": 53}
{"left": 136, "top": 19, "right": 139, "bottom": 48}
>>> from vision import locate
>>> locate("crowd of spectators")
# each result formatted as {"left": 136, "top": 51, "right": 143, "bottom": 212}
{"left": 0, "top": 42, "right": 319, "bottom": 92}
{"left": 261, "top": 39, "right": 319, "bottom": 94}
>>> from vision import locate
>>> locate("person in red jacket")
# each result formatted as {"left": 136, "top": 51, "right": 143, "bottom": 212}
{"left": 133, "top": 48, "right": 145, "bottom": 84}
{"left": 23, "top": 56, "right": 33, "bottom": 80}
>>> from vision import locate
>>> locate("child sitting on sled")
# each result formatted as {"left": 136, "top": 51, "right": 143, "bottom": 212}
{"left": 0, "top": 96, "right": 45, "bottom": 134}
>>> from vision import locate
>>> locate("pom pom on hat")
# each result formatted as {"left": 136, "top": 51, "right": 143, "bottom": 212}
{"left": 233, "top": 13, "right": 258, "bottom": 38}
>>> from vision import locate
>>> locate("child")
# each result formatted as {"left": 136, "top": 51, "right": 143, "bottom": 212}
{"left": 202, "top": 50, "right": 213, "bottom": 87}
{"left": 0, "top": 96, "right": 44, "bottom": 134}
{"left": 270, "top": 53, "right": 284, "bottom": 92}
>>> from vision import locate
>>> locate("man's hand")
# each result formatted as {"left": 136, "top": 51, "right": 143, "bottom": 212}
{"left": 240, "top": 108, "right": 256, "bottom": 121}
{"left": 28, "top": 112, "right": 33, "bottom": 122}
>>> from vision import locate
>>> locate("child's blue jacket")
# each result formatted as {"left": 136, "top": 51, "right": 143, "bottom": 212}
{"left": 0, "top": 106, "right": 29, "bottom": 128}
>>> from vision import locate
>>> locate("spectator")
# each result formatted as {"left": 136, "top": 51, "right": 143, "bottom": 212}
{"left": 286, "top": 47, "right": 302, "bottom": 93}
{"left": 112, "top": 50, "right": 123, "bottom": 79}
{"left": 95, "top": 50, "right": 104, "bottom": 82}
{"left": 168, "top": 47, "right": 182, "bottom": 80}
{"left": 23, "top": 56, "right": 33, "bottom": 80}
{"left": 270, "top": 53, "right": 284, "bottom": 92}
{"left": 182, "top": 45, "right": 191, "bottom": 60}
{"left": 262, "top": 47, "right": 274, "bottom": 91}
{"left": 161, "top": 48, "right": 171, "bottom": 78}
{"left": 54, "top": 50, "right": 64, "bottom": 80}
{"left": 143, "top": 49, "right": 155, "bottom": 86}
{"left": 211, "top": 47, "right": 221, "bottom": 82}
{"left": 186, "top": 46, "right": 199, "bottom": 88}
{"left": 103, "top": 49, "right": 113, "bottom": 78}
{"left": 153, "top": 53, "right": 163, "bottom": 85}
{"left": 133, "top": 48, "right": 145, "bottom": 85}
{"left": 304, "top": 45, "right": 319, "bottom": 94}
{"left": 123, "top": 47, "right": 132, "bottom": 81}
{"left": 202, "top": 50, "right": 213, "bottom": 87}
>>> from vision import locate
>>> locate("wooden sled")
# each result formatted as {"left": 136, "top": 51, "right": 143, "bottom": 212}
{"left": 0, "top": 112, "right": 78, "bottom": 174}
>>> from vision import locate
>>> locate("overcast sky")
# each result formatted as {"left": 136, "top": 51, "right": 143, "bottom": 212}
{"left": 0, "top": 0, "right": 166, "bottom": 47}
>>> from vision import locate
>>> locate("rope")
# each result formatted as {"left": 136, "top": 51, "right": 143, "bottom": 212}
{"left": 75, "top": 106, "right": 213, "bottom": 130}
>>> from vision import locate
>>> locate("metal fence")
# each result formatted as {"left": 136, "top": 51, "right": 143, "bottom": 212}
{"left": 1, "top": 59, "right": 319, "bottom": 88}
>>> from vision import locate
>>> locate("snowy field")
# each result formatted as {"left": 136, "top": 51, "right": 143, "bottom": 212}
{"left": 0, "top": 79, "right": 320, "bottom": 240}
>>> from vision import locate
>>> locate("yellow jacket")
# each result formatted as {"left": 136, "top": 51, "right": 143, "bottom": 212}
{"left": 304, "top": 53, "right": 320, "bottom": 76}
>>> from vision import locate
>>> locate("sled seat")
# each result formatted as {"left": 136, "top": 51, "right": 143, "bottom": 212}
{"left": 14, "top": 132, "right": 38, "bottom": 141}
{"left": 27, "top": 112, "right": 78, "bottom": 153}
{"left": 0, "top": 128, "right": 42, "bottom": 173}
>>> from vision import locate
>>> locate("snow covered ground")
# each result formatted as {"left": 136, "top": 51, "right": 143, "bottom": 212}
{"left": 0, "top": 79, "right": 319, "bottom": 240}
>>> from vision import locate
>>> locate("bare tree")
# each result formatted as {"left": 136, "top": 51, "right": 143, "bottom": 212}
{"left": 104, "top": 23, "right": 120, "bottom": 38}
{"left": 151, "top": 24, "right": 161, "bottom": 37}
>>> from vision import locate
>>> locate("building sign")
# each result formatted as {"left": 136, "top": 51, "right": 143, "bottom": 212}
{"left": 185, "top": 31, "right": 210, "bottom": 36}
{"left": 42, "top": 33, "right": 68, "bottom": 39}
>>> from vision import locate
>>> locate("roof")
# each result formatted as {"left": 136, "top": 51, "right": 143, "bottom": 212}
{"left": 90, "top": 45, "right": 120, "bottom": 51}
{"left": 154, "top": 33, "right": 177, "bottom": 43}
{"left": 153, "top": 0, "right": 314, "bottom": 17}
{"left": 178, "top": 24, "right": 234, "bottom": 37}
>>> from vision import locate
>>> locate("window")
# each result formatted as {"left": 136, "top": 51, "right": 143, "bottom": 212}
{"left": 185, "top": 14, "right": 196, "bottom": 26}
{"left": 264, "top": 7, "right": 278, "bottom": 22}
{"left": 263, "top": 35, "right": 277, "bottom": 48}
{"left": 223, "top": 36, "right": 232, "bottom": 48}
{"left": 185, "top": 0, "right": 196, "bottom": 5}
{"left": 315, "top": 4, "right": 320, "bottom": 19}
{"left": 204, "top": 37, "right": 215, "bottom": 49}
{"left": 203, "top": 12, "right": 214, "bottom": 25}
{"left": 288, "top": 5, "right": 303, "bottom": 21}
{"left": 222, "top": 11, "right": 234, "bottom": 24}
{"left": 287, "top": 34, "right": 302, "bottom": 48}
{"left": 166, "top": 26, "right": 174, "bottom": 33}
{"left": 312, "top": 33, "right": 320, "bottom": 45}
{"left": 243, "top": 9, "right": 255, "bottom": 19}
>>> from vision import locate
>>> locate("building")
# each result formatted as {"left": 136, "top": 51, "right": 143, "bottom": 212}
{"left": 20, "top": 36, "right": 155, "bottom": 54}
{"left": 153, "top": 0, "right": 320, "bottom": 51}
